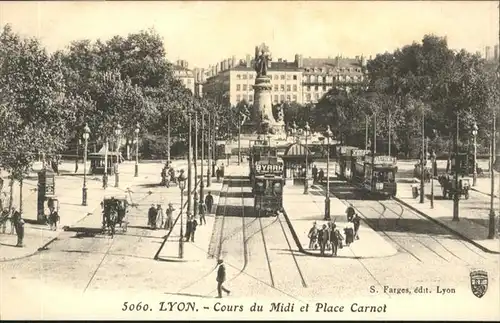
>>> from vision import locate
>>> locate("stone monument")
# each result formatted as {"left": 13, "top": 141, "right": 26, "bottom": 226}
{"left": 241, "top": 43, "right": 285, "bottom": 136}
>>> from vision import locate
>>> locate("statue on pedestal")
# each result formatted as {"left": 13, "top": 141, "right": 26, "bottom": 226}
{"left": 254, "top": 43, "right": 271, "bottom": 77}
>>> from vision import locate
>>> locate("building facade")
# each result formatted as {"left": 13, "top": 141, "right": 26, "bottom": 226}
{"left": 172, "top": 60, "right": 195, "bottom": 94}
{"left": 201, "top": 53, "right": 367, "bottom": 107}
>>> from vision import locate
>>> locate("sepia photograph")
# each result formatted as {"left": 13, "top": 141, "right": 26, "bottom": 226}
{"left": 0, "top": 0, "right": 499, "bottom": 320}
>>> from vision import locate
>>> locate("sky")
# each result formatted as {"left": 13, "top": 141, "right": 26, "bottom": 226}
{"left": 0, "top": 1, "right": 498, "bottom": 69}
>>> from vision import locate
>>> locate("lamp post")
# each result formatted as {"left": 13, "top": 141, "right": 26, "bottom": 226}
{"left": 167, "top": 114, "right": 171, "bottom": 165}
{"left": 82, "top": 124, "right": 90, "bottom": 206}
{"left": 452, "top": 113, "right": 460, "bottom": 222}
{"left": 134, "top": 123, "right": 140, "bottom": 178}
{"left": 365, "top": 114, "right": 369, "bottom": 150}
{"left": 194, "top": 111, "right": 198, "bottom": 218}
{"left": 430, "top": 150, "right": 436, "bottom": 209}
{"left": 420, "top": 106, "right": 425, "bottom": 204}
{"left": 200, "top": 112, "right": 205, "bottom": 204}
{"left": 114, "top": 123, "right": 122, "bottom": 188}
{"left": 188, "top": 112, "right": 193, "bottom": 215}
{"left": 213, "top": 123, "right": 219, "bottom": 176}
{"left": 472, "top": 122, "right": 478, "bottom": 187}
{"left": 207, "top": 113, "right": 211, "bottom": 187}
{"left": 303, "top": 122, "right": 311, "bottom": 195}
{"left": 488, "top": 68, "right": 498, "bottom": 238}
{"left": 324, "top": 125, "right": 333, "bottom": 220}
{"left": 178, "top": 172, "right": 187, "bottom": 259}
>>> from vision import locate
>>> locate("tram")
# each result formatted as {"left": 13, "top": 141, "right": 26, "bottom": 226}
{"left": 248, "top": 140, "right": 278, "bottom": 186}
{"left": 351, "top": 154, "right": 398, "bottom": 198}
{"left": 253, "top": 157, "right": 285, "bottom": 216}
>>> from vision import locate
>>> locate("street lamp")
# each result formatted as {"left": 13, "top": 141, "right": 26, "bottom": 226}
{"left": 420, "top": 106, "right": 425, "bottom": 204}
{"left": 303, "top": 122, "right": 311, "bottom": 195}
{"left": 82, "top": 123, "right": 90, "bottom": 206}
{"left": 134, "top": 123, "right": 140, "bottom": 178}
{"left": 324, "top": 125, "right": 333, "bottom": 220}
{"left": 178, "top": 171, "right": 187, "bottom": 259}
{"left": 207, "top": 112, "right": 211, "bottom": 187}
{"left": 114, "top": 123, "right": 122, "bottom": 188}
{"left": 430, "top": 150, "right": 436, "bottom": 209}
{"left": 472, "top": 122, "right": 478, "bottom": 187}
{"left": 200, "top": 112, "right": 205, "bottom": 204}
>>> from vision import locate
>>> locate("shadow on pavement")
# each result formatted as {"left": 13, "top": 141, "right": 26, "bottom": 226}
{"left": 0, "top": 242, "right": 17, "bottom": 248}
{"left": 164, "top": 292, "right": 212, "bottom": 299}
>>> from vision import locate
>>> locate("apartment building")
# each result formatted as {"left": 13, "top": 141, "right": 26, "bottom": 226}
{"left": 172, "top": 60, "right": 195, "bottom": 94}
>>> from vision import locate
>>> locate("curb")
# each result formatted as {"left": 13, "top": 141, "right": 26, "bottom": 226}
{"left": 470, "top": 187, "right": 498, "bottom": 198}
{"left": 0, "top": 235, "right": 58, "bottom": 262}
{"left": 393, "top": 196, "right": 500, "bottom": 254}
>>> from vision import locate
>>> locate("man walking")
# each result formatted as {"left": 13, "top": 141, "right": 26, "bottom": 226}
{"left": 11, "top": 209, "right": 24, "bottom": 247}
{"left": 205, "top": 191, "right": 214, "bottom": 215}
{"left": 307, "top": 221, "right": 318, "bottom": 250}
{"left": 352, "top": 213, "right": 361, "bottom": 240}
{"left": 190, "top": 216, "right": 198, "bottom": 242}
{"left": 156, "top": 204, "right": 164, "bottom": 229}
{"left": 319, "top": 224, "right": 329, "bottom": 255}
{"left": 216, "top": 259, "right": 231, "bottom": 298}
{"left": 198, "top": 201, "right": 207, "bottom": 225}
{"left": 148, "top": 204, "right": 157, "bottom": 229}
{"left": 185, "top": 214, "right": 193, "bottom": 241}
{"left": 164, "top": 203, "right": 175, "bottom": 230}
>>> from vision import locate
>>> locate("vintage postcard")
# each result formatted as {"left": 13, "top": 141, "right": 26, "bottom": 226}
{"left": 0, "top": 0, "right": 499, "bottom": 321}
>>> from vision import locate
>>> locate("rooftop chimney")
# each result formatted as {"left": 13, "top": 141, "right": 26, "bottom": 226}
{"left": 246, "top": 54, "right": 251, "bottom": 68}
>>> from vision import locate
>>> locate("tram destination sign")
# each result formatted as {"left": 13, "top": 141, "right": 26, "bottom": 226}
{"left": 370, "top": 156, "right": 397, "bottom": 164}
{"left": 255, "top": 162, "right": 283, "bottom": 175}
{"left": 352, "top": 149, "right": 370, "bottom": 157}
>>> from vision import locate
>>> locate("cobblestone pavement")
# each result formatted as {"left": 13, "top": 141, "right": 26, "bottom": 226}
{"left": 1, "top": 162, "right": 499, "bottom": 320}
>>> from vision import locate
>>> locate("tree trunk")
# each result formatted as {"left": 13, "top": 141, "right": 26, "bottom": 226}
{"left": 19, "top": 178, "right": 23, "bottom": 215}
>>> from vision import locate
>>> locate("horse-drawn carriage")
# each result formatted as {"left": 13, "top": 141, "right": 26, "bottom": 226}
{"left": 101, "top": 196, "right": 129, "bottom": 236}
{"left": 413, "top": 161, "right": 433, "bottom": 183}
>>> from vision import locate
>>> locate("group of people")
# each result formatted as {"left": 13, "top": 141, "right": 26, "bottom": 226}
{"left": 0, "top": 207, "right": 25, "bottom": 247}
{"left": 146, "top": 191, "right": 215, "bottom": 236}
{"left": 160, "top": 162, "right": 177, "bottom": 187}
{"left": 147, "top": 203, "right": 176, "bottom": 230}
{"left": 307, "top": 206, "right": 361, "bottom": 256}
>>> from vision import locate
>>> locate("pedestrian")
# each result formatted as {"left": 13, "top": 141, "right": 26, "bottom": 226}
{"left": 190, "top": 216, "right": 198, "bottom": 242}
{"left": 102, "top": 173, "right": 108, "bottom": 189}
{"left": 148, "top": 204, "right": 157, "bottom": 229}
{"left": 11, "top": 209, "right": 24, "bottom": 247}
{"left": 216, "top": 167, "right": 221, "bottom": 182}
{"left": 319, "top": 224, "right": 329, "bottom": 255}
{"left": 307, "top": 221, "right": 319, "bottom": 250}
{"left": 216, "top": 259, "right": 231, "bottom": 298}
{"left": 220, "top": 163, "right": 225, "bottom": 178}
{"left": 156, "top": 204, "right": 164, "bottom": 229}
{"left": 312, "top": 164, "right": 318, "bottom": 183}
{"left": 199, "top": 201, "right": 207, "bottom": 225}
{"left": 185, "top": 214, "right": 193, "bottom": 241}
{"left": 329, "top": 223, "right": 340, "bottom": 257}
{"left": 344, "top": 221, "right": 354, "bottom": 246}
{"left": 352, "top": 213, "right": 361, "bottom": 240}
{"left": 161, "top": 167, "right": 167, "bottom": 186}
{"left": 48, "top": 207, "right": 60, "bottom": 231}
{"left": 345, "top": 206, "right": 355, "bottom": 223}
{"left": 0, "top": 208, "right": 10, "bottom": 234}
{"left": 164, "top": 203, "right": 175, "bottom": 230}
{"left": 205, "top": 192, "right": 214, "bottom": 215}
{"left": 318, "top": 168, "right": 325, "bottom": 184}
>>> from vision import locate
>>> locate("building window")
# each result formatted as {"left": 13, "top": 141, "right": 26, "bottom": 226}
{"left": 307, "top": 86, "right": 311, "bottom": 91}
{"left": 315, "top": 85, "right": 318, "bottom": 91}
{"left": 280, "top": 94, "right": 285, "bottom": 102}
{"left": 280, "top": 74, "right": 285, "bottom": 80}
{"left": 243, "top": 94, "right": 248, "bottom": 101}
{"left": 323, "top": 85, "right": 327, "bottom": 91}
{"left": 287, "top": 85, "right": 291, "bottom": 91}
{"left": 274, "top": 85, "right": 278, "bottom": 91}
{"left": 249, "top": 94, "right": 253, "bottom": 102}
{"left": 315, "top": 93, "right": 320, "bottom": 100}
{"left": 287, "top": 95, "right": 291, "bottom": 101}
{"left": 243, "top": 84, "right": 247, "bottom": 91}
{"left": 346, "top": 75, "right": 350, "bottom": 82}
{"left": 242, "top": 74, "right": 247, "bottom": 80}
{"left": 293, "top": 84, "right": 297, "bottom": 92}
{"left": 280, "top": 84, "right": 285, "bottom": 91}
{"left": 293, "top": 94, "right": 297, "bottom": 101}
{"left": 250, "top": 74, "right": 254, "bottom": 79}
{"left": 274, "top": 95, "right": 278, "bottom": 102}
{"left": 236, "top": 74, "right": 241, "bottom": 80}
{"left": 236, "top": 94, "right": 241, "bottom": 102}
{"left": 287, "top": 74, "right": 291, "bottom": 80}
{"left": 274, "top": 74, "right": 279, "bottom": 80}
{"left": 306, "top": 93, "right": 311, "bottom": 101}
{"left": 187, "top": 78, "right": 192, "bottom": 84}
{"left": 293, "top": 75, "right": 297, "bottom": 80}
{"left": 236, "top": 84, "right": 241, "bottom": 91}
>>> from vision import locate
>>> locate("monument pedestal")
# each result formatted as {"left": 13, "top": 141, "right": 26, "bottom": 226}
{"left": 249, "top": 76, "right": 286, "bottom": 136}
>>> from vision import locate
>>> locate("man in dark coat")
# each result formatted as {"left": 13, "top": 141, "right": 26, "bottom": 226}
{"left": 319, "top": 224, "right": 329, "bottom": 255}
{"left": 352, "top": 213, "right": 361, "bottom": 240}
{"left": 205, "top": 192, "right": 214, "bottom": 215}
{"left": 185, "top": 214, "right": 193, "bottom": 241}
{"left": 318, "top": 168, "right": 325, "bottom": 184}
{"left": 329, "top": 223, "right": 340, "bottom": 257}
{"left": 198, "top": 201, "right": 207, "bottom": 225}
{"left": 216, "top": 259, "right": 231, "bottom": 298}
{"left": 312, "top": 165, "right": 318, "bottom": 184}
{"left": 148, "top": 204, "right": 157, "bottom": 229}
{"left": 190, "top": 216, "right": 198, "bottom": 242}
{"left": 11, "top": 209, "right": 24, "bottom": 247}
